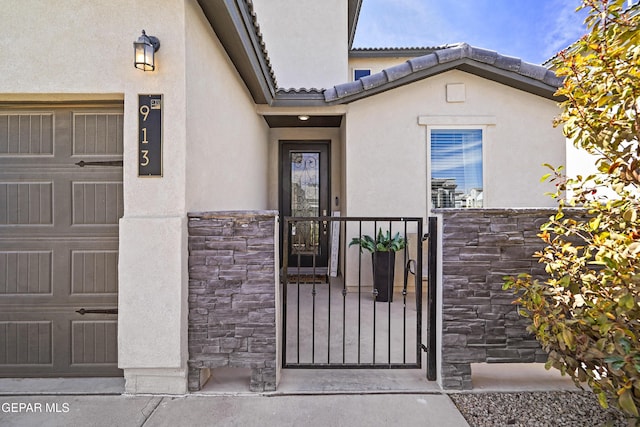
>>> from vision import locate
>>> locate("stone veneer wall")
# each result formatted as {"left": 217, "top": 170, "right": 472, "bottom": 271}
{"left": 438, "top": 209, "right": 557, "bottom": 389}
{"left": 187, "top": 211, "right": 278, "bottom": 392}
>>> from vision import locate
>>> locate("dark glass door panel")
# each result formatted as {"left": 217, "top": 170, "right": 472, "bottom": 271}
{"left": 280, "top": 142, "right": 330, "bottom": 269}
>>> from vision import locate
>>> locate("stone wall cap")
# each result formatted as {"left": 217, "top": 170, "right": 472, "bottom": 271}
{"left": 432, "top": 207, "right": 587, "bottom": 214}
{"left": 189, "top": 210, "right": 279, "bottom": 220}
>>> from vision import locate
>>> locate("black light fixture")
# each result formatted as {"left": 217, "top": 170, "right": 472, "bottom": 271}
{"left": 134, "top": 30, "right": 160, "bottom": 71}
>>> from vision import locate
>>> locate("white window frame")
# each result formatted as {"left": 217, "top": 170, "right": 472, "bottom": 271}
{"left": 353, "top": 68, "right": 371, "bottom": 81}
{"left": 419, "top": 116, "right": 496, "bottom": 211}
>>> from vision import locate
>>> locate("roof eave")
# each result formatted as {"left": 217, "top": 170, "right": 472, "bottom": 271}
{"left": 271, "top": 90, "right": 328, "bottom": 107}
{"left": 197, "top": 0, "right": 276, "bottom": 105}
{"left": 325, "top": 58, "right": 563, "bottom": 105}
{"left": 348, "top": 0, "right": 363, "bottom": 49}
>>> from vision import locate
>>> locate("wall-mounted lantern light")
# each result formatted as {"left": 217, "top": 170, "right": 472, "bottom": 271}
{"left": 134, "top": 30, "right": 160, "bottom": 71}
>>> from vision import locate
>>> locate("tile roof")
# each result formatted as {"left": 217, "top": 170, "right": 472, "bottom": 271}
{"left": 201, "top": 2, "right": 564, "bottom": 106}
{"left": 245, "top": 0, "right": 278, "bottom": 88}
{"left": 349, "top": 45, "right": 455, "bottom": 57}
{"left": 326, "top": 43, "right": 564, "bottom": 104}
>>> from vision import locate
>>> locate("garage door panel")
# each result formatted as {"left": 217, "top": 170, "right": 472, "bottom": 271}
{"left": 0, "top": 312, "right": 120, "bottom": 376}
{"left": 56, "top": 241, "right": 119, "bottom": 302}
{"left": 0, "top": 251, "right": 52, "bottom": 294}
{"left": 72, "top": 181, "right": 123, "bottom": 225}
{"left": 0, "top": 113, "right": 54, "bottom": 156}
{"left": 71, "top": 250, "right": 118, "bottom": 295}
{"left": 0, "top": 181, "right": 53, "bottom": 225}
{"left": 0, "top": 104, "right": 122, "bottom": 377}
{"left": 73, "top": 113, "right": 123, "bottom": 156}
{"left": 0, "top": 321, "right": 53, "bottom": 366}
{"left": 0, "top": 173, "right": 121, "bottom": 237}
{"left": 71, "top": 320, "right": 118, "bottom": 366}
{"left": 0, "top": 240, "right": 118, "bottom": 302}
{"left": 0, "top": 108, "right": 123, "bottom": 166}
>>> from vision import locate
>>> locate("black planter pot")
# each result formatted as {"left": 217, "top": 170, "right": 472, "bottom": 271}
{"left": 372, "top": 251, "right": 395, "bottom": 302}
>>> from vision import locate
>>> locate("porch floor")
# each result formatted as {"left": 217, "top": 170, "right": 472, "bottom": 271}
{"left": 195, "top": 362, "right": 576, "bottom": 395}
{"left": 282, "top": 277, "right": 425, "bottom": 367}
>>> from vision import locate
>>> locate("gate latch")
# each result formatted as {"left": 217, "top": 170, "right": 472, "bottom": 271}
{"left": 421, "top": 344, "right": 429, "bottom": 352}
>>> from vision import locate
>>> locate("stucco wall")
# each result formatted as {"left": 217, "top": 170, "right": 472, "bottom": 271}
{"left": 0, "top": 0, "right": 192, "bottom": 395}
{"left": 185, "top": 2, "right": 270, "bottom": 211}
{"left": 0, "top": 0, "right": 270, "bottom": 394}
{"left": 251, "top": 0, "right": 348, "bottom": 89}
{"left": 344, "top": 69, "right": 565, "bottom": 217}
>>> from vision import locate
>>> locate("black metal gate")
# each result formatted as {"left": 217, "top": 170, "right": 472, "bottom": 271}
{"left": 282, "top": 216, "right": 437, "bottom": 381}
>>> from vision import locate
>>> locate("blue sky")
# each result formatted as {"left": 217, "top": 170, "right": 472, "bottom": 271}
{"left": 353, "top": 0, "right": 589, "bottom": 64}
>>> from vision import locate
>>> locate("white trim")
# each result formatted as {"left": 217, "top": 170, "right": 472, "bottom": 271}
{"left": 418, "top": 115, "right": 497, "bottom": 126}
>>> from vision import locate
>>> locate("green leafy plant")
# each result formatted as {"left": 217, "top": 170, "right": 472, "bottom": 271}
{"left": 504, "top": 0, "right": 640, "bottom": 420}
{"left": 349, "top": 228, "right": 406, "bottom": 253}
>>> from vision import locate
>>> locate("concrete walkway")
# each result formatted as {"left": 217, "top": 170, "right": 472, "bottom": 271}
{"left": 0, "top": 393, "right": 468, "bottom": 427}
{"left": 0, "top": 368, "right": 470, "bottom": 427}
{"left": 0, "top": 363, "right": 580, "bottom": 427}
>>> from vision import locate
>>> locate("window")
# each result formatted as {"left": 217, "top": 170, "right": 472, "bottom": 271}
{"left": 430, "top": 129, "right": 483, "bottom": 208}
{"left": 353, "top": 69, "right": 371, "bottom": 81}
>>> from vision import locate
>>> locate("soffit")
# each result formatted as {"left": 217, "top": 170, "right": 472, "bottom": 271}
{"left": 263, "top": 115, "right": 343, "bottom": 128}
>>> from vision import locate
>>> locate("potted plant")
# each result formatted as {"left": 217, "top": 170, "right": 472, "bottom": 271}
{"left": 349, "top": 229, "right": 406, "bottom": 302}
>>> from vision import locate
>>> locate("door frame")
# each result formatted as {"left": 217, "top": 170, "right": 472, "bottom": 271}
{"left": 278, "top": 140, "right": 331, "bottom": 269}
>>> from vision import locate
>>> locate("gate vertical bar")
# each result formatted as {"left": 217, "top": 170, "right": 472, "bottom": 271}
{"left": 372, "top": 220, "right": 377, "bottom": 364}
{"left": 387, "top": 220, "right": 392, "bottom": 364}
{"left": 282, "top": 217, "right": 289, "bottom": 368}
{"left": 416, "top": 220, "right": 423, "bottom": 368}
{"left": 342, "top": 220, "right": 347, "bottom": 363}
{"left": 357, "top": 221, "right": 362, "bottom": 364}
{"left": 311, "top": 221, "right": 317, "bottom": 364}
{"left": 426, "top": 216, "right": 437, "bottom": 381}
{"left": 402, "top": 220, "right": 408, "bottom": 364}
{"left": 327, "top": 252, "right": 331, "bottom": 364}
{"left": 296, "top": 222, "right": 302, "bottom": 364}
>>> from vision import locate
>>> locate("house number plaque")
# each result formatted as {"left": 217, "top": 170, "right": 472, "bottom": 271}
{"left": 138, "top": 94, "right": 162, "bottom": 176}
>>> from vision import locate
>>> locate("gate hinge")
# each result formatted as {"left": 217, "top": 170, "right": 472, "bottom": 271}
{"left": 421, "top": 344, "right": 429, "bottom": 352}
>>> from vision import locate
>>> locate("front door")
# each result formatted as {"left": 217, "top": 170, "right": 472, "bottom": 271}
{"left": 279, "top": 141, "right": 330, "bottom": 270}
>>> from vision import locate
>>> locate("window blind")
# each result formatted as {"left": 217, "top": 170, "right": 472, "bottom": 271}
{"left": 431, "top": 129, "right": 483, "bottom": 207}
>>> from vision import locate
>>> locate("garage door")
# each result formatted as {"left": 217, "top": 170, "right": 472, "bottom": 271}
{"left": 0, "top": 104, "right": 123, "bottom": 377}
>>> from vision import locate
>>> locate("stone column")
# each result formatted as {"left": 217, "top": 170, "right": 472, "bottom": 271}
{"left": 187, "top": 211, "right": 279, "bottom": 392}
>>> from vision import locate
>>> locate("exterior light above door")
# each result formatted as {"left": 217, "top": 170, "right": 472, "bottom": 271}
{"left": 134, "top": 30, "right": 160, "bottom": 71}
{"left": 298, "top": 115, "right": 310, "bottom": 121}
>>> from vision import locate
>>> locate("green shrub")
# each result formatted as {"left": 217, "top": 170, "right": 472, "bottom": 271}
{"left": 504, "top": 0, "right": 640, "bottom": 420}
